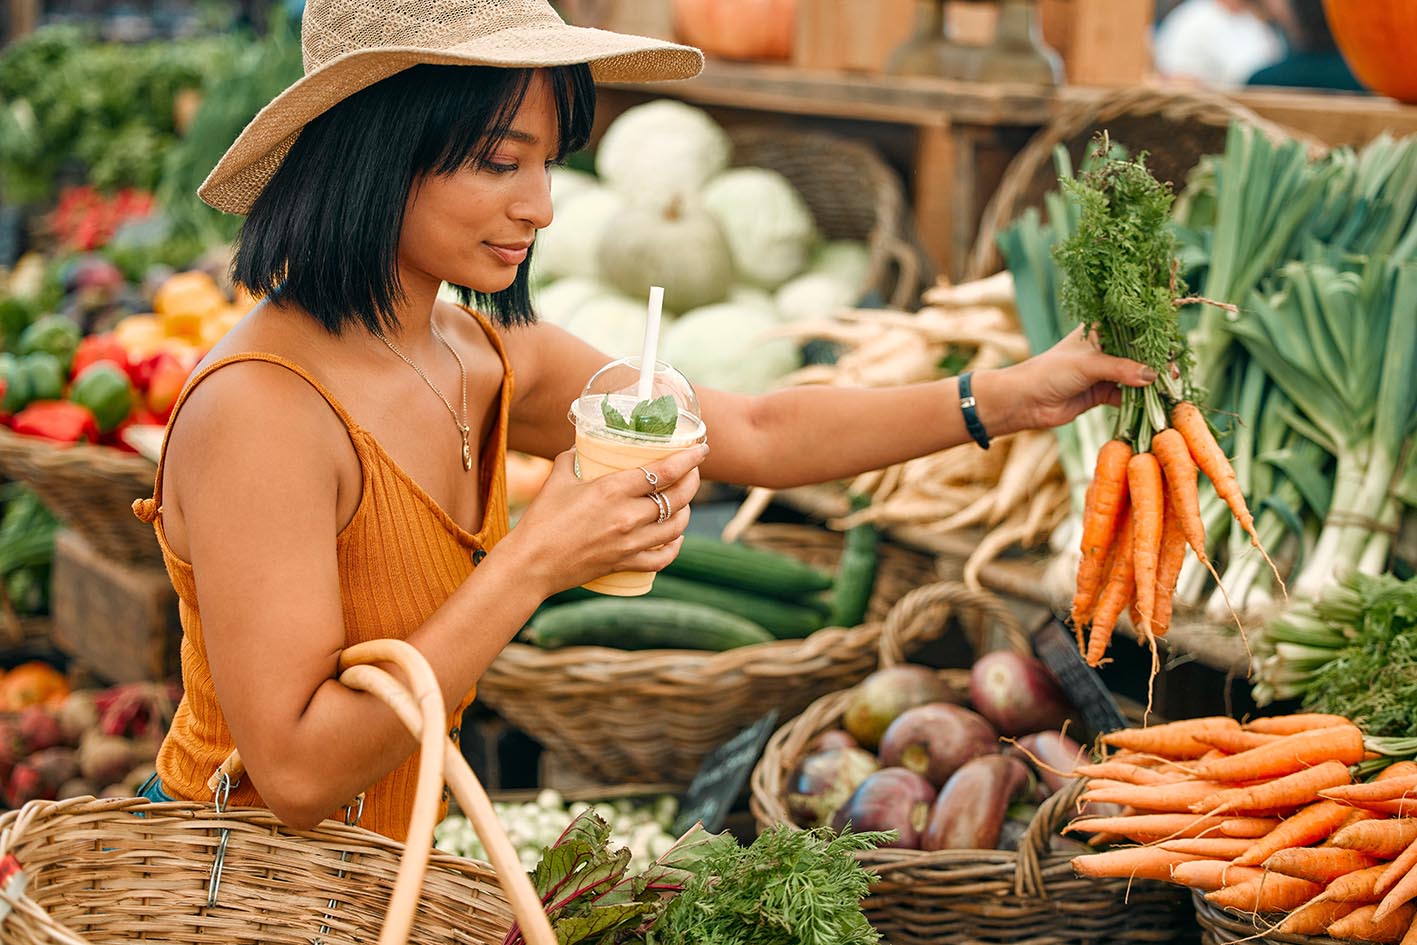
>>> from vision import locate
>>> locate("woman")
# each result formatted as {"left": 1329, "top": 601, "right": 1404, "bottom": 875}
{"left": 136, "top": 0, "right": 1158, "bottom": 841}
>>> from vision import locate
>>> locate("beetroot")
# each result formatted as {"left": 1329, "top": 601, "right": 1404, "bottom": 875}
{"left": 18, "top": 706, "right": 65, "bottom": 753}
{"left": 806, "top": 729, "right": 859, "bottom": 753}
{"left": 968, "top": 651, "right": 1072, "bottom": 737}
{"left": 842, "top": 666, "right": 956, "bottom": 750}
{"left": 787, "top": 746, "right": 879, "bottom": 828}
{"left": 1012, "top": 730, "right": 1087, "bottom": 796}
{"left": 78, "top": 731, "right": 138, "bottom": 786}
{"left": 921, "top": 754, "right": 1031, "bottom": 851}
{"left": 55, "top": 690, "right": 100, "bottom": 744}
{"left": 878, "top": 703, "right": 999, "bottom": 787}
{"left": 831, "top": 767, "right": 936, "bottom": 849}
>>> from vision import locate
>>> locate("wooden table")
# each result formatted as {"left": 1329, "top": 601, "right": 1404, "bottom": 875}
{"left": 599, "top": 61, "right": 1417, "bottom": 283}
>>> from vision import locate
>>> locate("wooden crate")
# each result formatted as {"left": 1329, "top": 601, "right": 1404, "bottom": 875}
{"left": 1040, "top": 0, "right": 1155, "bottom": 86}
{"left": 792, "top": 0, "right": 917, "bottom": 73}
{"left": 50, "top": 529, "right": 180, "bottom": 685}
{"left": 555, "top": 0, "right": 675, "bottom": 39}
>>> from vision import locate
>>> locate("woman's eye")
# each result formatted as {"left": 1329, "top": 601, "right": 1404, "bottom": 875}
{"left": 482, "top": 160, "right": 518, "bottom": 174}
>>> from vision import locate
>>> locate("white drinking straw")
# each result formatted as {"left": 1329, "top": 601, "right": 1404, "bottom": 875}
{"left": 637, "top": 285, "right": 665, "bottom": 402}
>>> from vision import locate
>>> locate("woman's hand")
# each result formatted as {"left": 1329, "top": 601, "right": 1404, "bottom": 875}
{"left": 976, "top": 325, "right": 1158, "bottom": 435}
{"left": 503, "top": 443, "right": 709, "bottom": 597}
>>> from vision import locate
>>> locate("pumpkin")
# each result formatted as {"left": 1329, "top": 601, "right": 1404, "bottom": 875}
{"left": 0, "top": 661, "right": 70, "bottom": 711}
{"left": 597, "top": 198, "right": 734, "bottom": 314}
{"left": 673, "top": 0, "right": 797, "bottom": 62}
{"left": 1323, "top": 0, "right": 1417, "bottom": 103}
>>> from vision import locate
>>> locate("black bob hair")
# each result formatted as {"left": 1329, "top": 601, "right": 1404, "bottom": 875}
{"left": 233, "top": 62, "right": 596, "bottom": 335}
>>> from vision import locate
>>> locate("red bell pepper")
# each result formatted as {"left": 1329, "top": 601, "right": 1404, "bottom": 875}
{"left": 70, "top": 333, "right": 129, "bottom": 380}
{"left": 11, "top": 401, "right": 99, "bottom": 444}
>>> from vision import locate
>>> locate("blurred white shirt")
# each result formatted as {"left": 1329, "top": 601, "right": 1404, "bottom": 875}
{"left": 1153, "top": 0, "right": 1285, "bottom": 88}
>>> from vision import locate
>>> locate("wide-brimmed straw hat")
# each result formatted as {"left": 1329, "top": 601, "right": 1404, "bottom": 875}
{"left": 198, "top": 0, "right": 704, "bottom": 214}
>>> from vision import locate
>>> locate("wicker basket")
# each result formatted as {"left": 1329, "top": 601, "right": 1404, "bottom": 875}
{"left": 965, "top": 86, "right": 1325, "bottom": 281}
{"left": 728, "top": 125, "right": 928, "bottom": 310}
{"left": 0, "top": 428, "right": 159, "bottom": 565}
{"left": 0, "top": 639, "right": 556, "bottom": 945}
{"left": 749, "top": 581, "right": 1192, "bottom": 945}
{"left": 474, "top": 523, "right": 936, "bottom": 786}
{"left": 1192, "top": 890, "right": 1337, "bottom": 945}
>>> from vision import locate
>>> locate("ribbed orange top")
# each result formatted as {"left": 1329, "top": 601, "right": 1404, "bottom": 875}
{"left": 134, "top": 309, "right": 512, "bottom": 841}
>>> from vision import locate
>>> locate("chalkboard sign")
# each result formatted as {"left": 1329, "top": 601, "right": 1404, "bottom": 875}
{"left": 672, "top": 711, "right": 780, "bottom": 836}
{"left": 1033, "top": 618, "right": 1128, "bottom": 735}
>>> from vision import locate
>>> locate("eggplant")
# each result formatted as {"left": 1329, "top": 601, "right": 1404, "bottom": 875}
{"left": 831, "top": 767, "right": 936, "bottom": 849}
{"left": 877, "top": 702, "right": 999, "bottom": 787}
{"left": 786, "top": 746, "right": 880, "bottom": 828}
{"left": 921, "top": 754, "right": 1030, "bottom": 851}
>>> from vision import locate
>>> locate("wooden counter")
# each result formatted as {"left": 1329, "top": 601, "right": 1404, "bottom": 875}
{"left": 600, "top": 61, "right": 1417, "bottom": 283}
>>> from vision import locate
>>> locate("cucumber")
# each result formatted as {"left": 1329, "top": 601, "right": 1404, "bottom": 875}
{"left": 645, "top": 574, "right": 826, "bottom": 640}
{"left": 663, "top": 533, "right": 834, "bottom": 601}
{"left": 827, "top": 494, "right": 880, "bottom": 628}
{"left": 525, "top": 598, "right": 775, "bottom": 652}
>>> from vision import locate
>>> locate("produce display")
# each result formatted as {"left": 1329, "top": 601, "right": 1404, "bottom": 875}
{"left": 520, "top": 527, "right": 875, "bottom": 651}
{"left": 1069, "top": 714, "right": 1417, "bottom": 943}
{"left": 434, "top": 789, "right": 680, "bottom": 872}
{"left": 782, "top": 654, "right": 1084, "bottom": 853}
{"left": 522, "top": 98, "right": 874, "bottom": 394}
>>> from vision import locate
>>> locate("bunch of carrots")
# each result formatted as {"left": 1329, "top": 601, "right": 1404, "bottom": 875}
{"left": 1068, "top": 713, "right": 1417, "bottom": 943}
{"left": 1055, "top": 138, "right": 1280, "bottom": 675}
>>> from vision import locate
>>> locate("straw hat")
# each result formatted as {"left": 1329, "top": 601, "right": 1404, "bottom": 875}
{"left": 198, "top": 0, "right": 704, "bottom": 214}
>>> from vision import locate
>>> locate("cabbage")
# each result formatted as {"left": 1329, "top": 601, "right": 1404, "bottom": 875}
{"left": 808, "top": 240, "right": 873, "bottom": 295}
{"left": 533, "top": 186, "right": 624, "bottom": 283}
{"left": 775, "top": 272, "right": 858, "bottom": 323}
{"left": 703, "top": 167, "right": 817, "bottom": 290}
{"left": 661, "top": 303, "right": 801, "bottom": 394}
{"left": 595, "top": 100, "right": 732, "bottom": 210}
{"left": 725, "top": 284, "right": 779, "bottom": 316}
{"left": 597, "top": 199, "right": 734, "bottom": 314}
{"left": 533, "top": 277, "right": 615, "bottom": 328}
{"left": 550, "top": 166, "right": 599, "bottom": 206}
{"left": 561, "top": 293, "right": 667, "bottom": 360}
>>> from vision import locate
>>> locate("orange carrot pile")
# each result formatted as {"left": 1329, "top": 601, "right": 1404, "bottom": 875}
{"left": 1067, "top": 713, "right": 1417, "bottom": 943}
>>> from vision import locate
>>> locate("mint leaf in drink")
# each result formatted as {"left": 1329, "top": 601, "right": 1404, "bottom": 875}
{"left": 631, "top": 395, "right": 678, "bottom": 437}
{"left": 601, "top": 397, "right": 633, "bottom": 432}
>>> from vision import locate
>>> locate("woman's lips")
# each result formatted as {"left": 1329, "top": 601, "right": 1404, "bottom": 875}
{"left": 487, "top": 242, "right": 530, "bottom": 265}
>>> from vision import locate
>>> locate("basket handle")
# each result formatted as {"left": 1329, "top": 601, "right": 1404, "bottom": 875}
{"left": 208, "top": 640, "right": 555, "bottom": 945}
{"left": 1013, "top": 774, "right": 1087, "bottom": 899}
{"left": 876, "top": 580, "right": 1028, "bottom": 670}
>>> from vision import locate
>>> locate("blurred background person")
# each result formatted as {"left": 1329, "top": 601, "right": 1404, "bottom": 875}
{"left": 1246, "top": 0, "right": 1366, "bottom": 93}
{"left": 1153, "top": 0, "right": 1285, "bottom": 88}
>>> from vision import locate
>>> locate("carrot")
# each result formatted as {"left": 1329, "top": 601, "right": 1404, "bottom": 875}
{"left": 1064, "top": 813, "right": 1248, "bottom": 842}
{"left": 1127, "top": 451, "right": 1164, "bottom": 640}
{"left": 1087, "top": 507, "right": 1135, "bottom": 667}
{"left": 1170, "top": 859, "right": 1264, "bottom": 891}
{"left": 1328, "top": 902, "right": 1417, "bottom": 942}
{"left": 1150, "top": 490, "right": 1188, "bottom": 638}
{"left": 1236, "top": 800, "right": 1355, "bottom": 866}
{"left": 1264, "top": 847, "right": 1384, "bottom": 884}
{"left": 1190, "top": 760, "right": 1353, "bottom": 816}
{"left": 1083, "top": 779, "right": 1241, "bottom": 814}
{"left": 1075, "top": 762, "right": 1185, "bottom": 785}
{"left": 1071, "top": 847, "right": 1209, "bottom": 882}
{"left": 1220, "top": 817, "right": 1284, "bottom": 838}
{"left": 1403, "top": 911, "right": 1417, "bottom": 945}
{"left": 1246, "top": 713, "right": 1357, "bottom": 735}
{"left": 1193, "top": 728, "right": 1283, "bottom": 755}
{"left": 1333, "top": 799, "right": 1417, "bottom": 817}
{"left": 1322, "top": 864, "right": 1392, "bottom": 903}
{"left": 1379, "top": 763, "right": 1417, "bottom": 781}
{"left": 1278, "top": 900, "right": 1359, "bottom": 935}
{"left": 1159, "top": 837, "right": 1256, "bottom": 859}
{"left": 1331, "top": 819, "right": 1417, "bottom": 859}
{"left": 1150, "top": 427, "right": 1208, "bottom": 566}
{"left": 1324, "top": 776, "right": 1417, "bottom": 805}
{"left": 1101, "top": 717, "right": 1242, "bottom": 761}
{"left": 1376, "top": 834, "right": 1417, "bottom": 904}
{"left": 1189, "top": 725, "right": 1366, "bottom": 782}
{"left": 1072, "top": 439, "right": 1133, "bottom": 633}
{"left": 1205, "top": 874, "right": 1324, "bottom": 913}
{"left": 1172, "top": 400, "right": 1284, "bottom": 593}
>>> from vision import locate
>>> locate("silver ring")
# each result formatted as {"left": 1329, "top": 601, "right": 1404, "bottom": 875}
{"left": 659, "top": 491, "right": 673, "bottom": 521}
{"left": 639, "top": 466, "right": 659, "bottom": 488}
{"left": 650, "top": 491, "right": 668, "bottom": 525}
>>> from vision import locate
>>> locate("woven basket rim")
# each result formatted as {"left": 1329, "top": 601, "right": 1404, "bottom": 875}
{"left": 1189, "top": 888, "right": 1340, "bottom": 945}
{"left": 0, "top": 426, "right": 157, "bottom": 479}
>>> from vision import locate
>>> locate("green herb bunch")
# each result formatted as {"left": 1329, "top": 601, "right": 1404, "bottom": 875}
{"left": 602, "top": 394, "right": 679, "bottom": 437}
{"left": 1054, "top": 134, "right": 1193, "bottom": 451}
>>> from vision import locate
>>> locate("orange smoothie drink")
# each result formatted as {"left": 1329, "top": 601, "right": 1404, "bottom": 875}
{"left": 569, "top": 359, "right": 705, "bottom": 596}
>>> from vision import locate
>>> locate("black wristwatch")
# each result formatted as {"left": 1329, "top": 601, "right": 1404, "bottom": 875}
{"left": 958, "top": 371, "right": 991, "bottom": 450}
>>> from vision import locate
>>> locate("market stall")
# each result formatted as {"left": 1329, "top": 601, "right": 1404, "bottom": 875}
{"left": 0, "top": 0, "right": 1416, "bottom": 942}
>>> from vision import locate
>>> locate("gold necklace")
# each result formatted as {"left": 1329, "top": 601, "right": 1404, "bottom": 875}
{"left": 373, "top": 323, "right": 472, "bottom": 472}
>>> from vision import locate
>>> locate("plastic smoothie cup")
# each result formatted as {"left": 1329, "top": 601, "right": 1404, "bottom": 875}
{"left": 569, "top": 357, "right": 706, "bottom": 596}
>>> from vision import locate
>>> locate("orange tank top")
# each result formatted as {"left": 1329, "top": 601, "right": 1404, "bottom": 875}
{"left": 134, "top": 308, "right": 513, "bottom": 842}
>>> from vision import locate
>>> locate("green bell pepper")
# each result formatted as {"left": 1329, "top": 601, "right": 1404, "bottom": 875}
{"left": 0, "top": 354, "right": 34, "bottom": 415}
{"left": 68, "top": 362, "right": 135, "bottom": 432}
{"left": 18, "top": 315, "right": 81, "bottom": 374}
{"left": 20, "top": 352, "right": 65, "bottom": 402}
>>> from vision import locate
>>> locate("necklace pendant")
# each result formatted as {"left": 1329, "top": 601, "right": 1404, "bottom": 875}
{"left": 462, "top": 439, "right": 473, "bottom": 472}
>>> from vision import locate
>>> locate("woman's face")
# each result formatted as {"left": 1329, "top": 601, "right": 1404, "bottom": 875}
{"left": 398, "top": 72, "right": 559, "bottom": 296}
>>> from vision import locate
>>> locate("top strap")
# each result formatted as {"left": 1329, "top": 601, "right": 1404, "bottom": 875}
{"left": 137, "top": 353, "right": 361, "bottom": 521}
